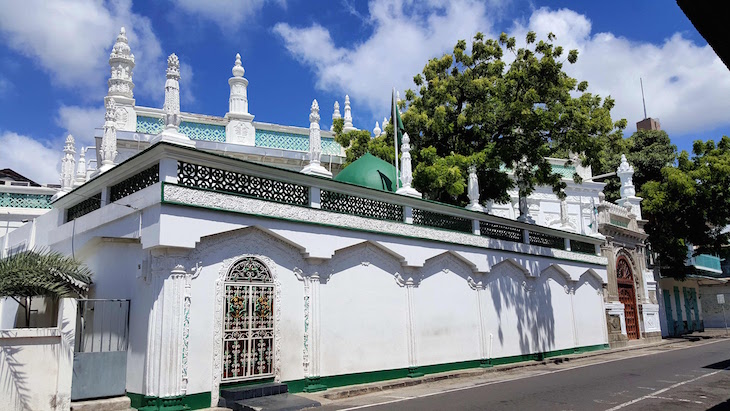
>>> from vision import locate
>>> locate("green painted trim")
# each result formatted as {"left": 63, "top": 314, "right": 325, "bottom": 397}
{"left": 160, "top": 182, "right": 606, "bottom": 267}
{"left": 283, "top": 343, "right": 608, "bottom": 393}
{"left": 127, "top": 392, "right": 211, "bottom": 411}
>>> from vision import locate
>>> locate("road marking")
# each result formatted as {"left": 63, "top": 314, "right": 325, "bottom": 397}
{"left": 648, "top": 395, "right": 703, "bottom": 404}
{"left": 637, "top": 387, "right": 655, "bottom": 390}
{"left": 656, "top": 379, "right": 677, "bottom": 383}
{"left": 604, "top": 369, "right": 725, "bottom": 411}
{"left": 380, "top": 395, "right": 412, "bottom": 399}
{"left": 336, "top": 339, "right": 729, "bottom": 411}
{"left": 674, "top": 374, "right": 694, "bottom": 377}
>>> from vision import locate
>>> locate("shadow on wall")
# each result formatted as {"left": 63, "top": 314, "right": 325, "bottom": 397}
{"left": 487, "top": 260, "right": 557, "bottom": 355}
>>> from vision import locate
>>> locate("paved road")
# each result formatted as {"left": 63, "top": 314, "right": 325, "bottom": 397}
{"left": 315, "top": 338, "right": 730, "bottom": 411}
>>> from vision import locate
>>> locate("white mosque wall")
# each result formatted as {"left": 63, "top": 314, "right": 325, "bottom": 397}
{"left": 574, "top": 273, "right": 608, "bottom": 347}
{"left": 319, "top": 252, "right": 409, "bottom": 376}
{"left": 413, "top": 257, "right": 481, "bottom": 366}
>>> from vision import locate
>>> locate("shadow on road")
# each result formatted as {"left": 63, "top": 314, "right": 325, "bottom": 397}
{"left": 702, "top": 359, "right": 730, "bottom": 370}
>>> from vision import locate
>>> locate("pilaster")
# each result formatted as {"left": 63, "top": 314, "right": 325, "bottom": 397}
{"left": 144, "top": 261, "right": 193, "bottom": 399}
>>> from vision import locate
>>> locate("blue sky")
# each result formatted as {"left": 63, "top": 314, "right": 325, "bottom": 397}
{"left": 1, "top": 0, "right": 729, "bottom": 184}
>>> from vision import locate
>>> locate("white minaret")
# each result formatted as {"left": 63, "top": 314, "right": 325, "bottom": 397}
{"left": 616, "top": 154, "right": 643, "bottom": 220}
{"left": 107, "top": 27, "right": 136, "bottom": 131}
{"left": 395, "top": 132, "right": 421, "bottom": 198}
{"left": 373, "top": 121, "right": 381, "bottom": 137}
{"left": 465, "top": 166, "right": 483, "bottom": 211}
{"left": 330, "top": 101, "right": 341, "bottom": 131}
{"left": 301, "top": 99, "right": 332, "bottom": 178}
{"left": 343, "top": 95, "right": 356, "bottom": 132}
{"left": 73, "top": 148, "right": 87, "bottom": 188}
{"left": 59, "top": 135, "right": 76, "bottom": 196}
{"left": 96, "top": 97, "right": 118, "bottom": 174}
{"left": 151, "top": 53, "right": 194, "bottom": 147}
{"left": 225, "top": 53, "right": 255, "bottom": 145}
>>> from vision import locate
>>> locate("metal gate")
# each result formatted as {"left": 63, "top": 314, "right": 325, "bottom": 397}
{"left": 222, "top": 257, "right": 275, "bottom": 382}
{"left": 71, "top": 299, "right": 130, "bottom": 401}
{"left": 617, "top": 258, "right": 640, "bottom": 340}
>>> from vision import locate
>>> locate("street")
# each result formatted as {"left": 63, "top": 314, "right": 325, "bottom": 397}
{"left": 313, "top": 338, "right": 730, "bottom": 410}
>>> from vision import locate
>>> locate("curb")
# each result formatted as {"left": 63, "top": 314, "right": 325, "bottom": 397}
{"left": 318, "top": 333, "right": 728, "bottom": 401}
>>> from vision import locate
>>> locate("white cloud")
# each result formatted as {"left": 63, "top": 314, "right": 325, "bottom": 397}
{"left": 0, "top": 131, "right": 60, "bottom": 185}
{"left": 174, "top": 0, "right": 286, "bottom": 31}
{"left": 273, "top": 0, "right": 495, "bottom": 120}
{"left": 56, "top": 105, "right": 106, "bottom": 149}
{"left": 0, "top": 0, "right": 163, "bottom": 100}
{"left": 511, "top": 7, "right": 730, "bottom": 136}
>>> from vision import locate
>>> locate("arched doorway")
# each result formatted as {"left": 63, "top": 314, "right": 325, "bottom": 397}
{"left": 222, "top": 257, "right": 275, "bottom": 382}
{"left": 616, "top": 257, "right": 640, "bottom": 340}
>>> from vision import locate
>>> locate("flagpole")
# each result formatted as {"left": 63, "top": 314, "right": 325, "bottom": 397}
{"left": 392, "top": 88, "right": 399, "bottom": 188}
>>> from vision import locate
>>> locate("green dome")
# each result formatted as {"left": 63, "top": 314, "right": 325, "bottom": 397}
{"left": 334, "top": 153, "right": 400, "bottom": 192}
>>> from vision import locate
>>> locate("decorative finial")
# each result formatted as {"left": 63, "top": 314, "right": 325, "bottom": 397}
{"left": 302, "top": 98, "right": 332, "bottom": 178}
{"left": 108, "top": 26, "right": 135, "bottom": 100}
{"left": 465, "top": 165, "right": 483, "bottom": 211}
{"left": 232, "top": 53, "right": 245, "bottom": 78}
{"left": 373, "top": 121, "right": 381, "bottom": 137}
{"left": 343, "top": 94, "right": 355, "bottom": 131}
{"left": 310, "top": 99, "right": 320, "bottom": 123}
{"left": 167, "top": 53, "right": 180, "bottom": 80}
{"left": 330, "top": 101, "right": 341, "bottom": 131}
{"left": 396, "top": 132, "right": 421, "bottom": 198}
{"left": 60, "top": 135, "right": 76, "bottom": 193}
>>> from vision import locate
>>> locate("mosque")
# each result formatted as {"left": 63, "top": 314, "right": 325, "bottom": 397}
{"left": 0, "top": 28, "right": 670, "bottom": 410}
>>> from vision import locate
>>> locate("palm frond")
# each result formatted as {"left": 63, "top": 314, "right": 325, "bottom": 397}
{"left": 0, "top": 249, "right": 92, "bottom": 299}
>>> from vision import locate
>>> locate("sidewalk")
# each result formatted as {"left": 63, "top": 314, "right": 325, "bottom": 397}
{"left": 302, "top": 329, "right": 729, "bottom": 404}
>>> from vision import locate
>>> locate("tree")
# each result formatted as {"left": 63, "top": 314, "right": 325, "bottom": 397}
{"left": 594, "top": 129, "right": 677, "bottom": 201}
{"left": 339, "top": 32, "right": 625, "bottom": 212}
{"left": 642, "top": 136, "right": 730, "bottom": 279}
{"left": 0, "top": 249, "right": 92, "bottom": 327}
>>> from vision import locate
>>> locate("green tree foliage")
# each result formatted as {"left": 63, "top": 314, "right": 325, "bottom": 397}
{"left": 594, "top": 129, "right": 677, "bottom": 201}
{"left": 642, "top": 136, "right": 730, "bottom": 279}
{"left": 335, "top": 33, "right": 624, "bottom": 206}
{"left": 0, "top": 249, "right": 92, "bottom": 326}
{"left": 395, "top": 31, "right": 625, "bottom": 207}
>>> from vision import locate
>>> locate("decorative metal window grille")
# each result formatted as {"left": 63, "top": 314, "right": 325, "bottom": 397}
{"left": 67, "top": 193, "right": 102, "bottom": 222}
{"left": 179, "top": 121, "right": 226, "bottom": 142}
{"left": 570, "top": 240, "right": 596, "bottom": 255}
{"left": 136, "top": 116, "right": 164, "bottom": 134}
{"left": 177, "top": 162, "right": 309, "bottom": 206}
{"left": 412, "top": 209, "right": 472, "bottom": 233}
{"left": 320, "top": 191, "right": 403, "bottom": 222}
{"left": 529, "top": 231, "right": 565, "bottom": 249}
{"left": 479, "top": 221, "right": 523, "bottom": 242}
{"left": 0, "top": 192, "right": 53, "bottom": 209}
{"left": 223, "top": 257, "right": 274, "bottom": 382}
{"left": 109, "top": 164, "right": 159, "bottom": 202}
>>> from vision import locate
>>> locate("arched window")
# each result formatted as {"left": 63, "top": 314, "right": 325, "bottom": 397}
{"left": 222, "top": 257, "right": 274, "bottom": 381}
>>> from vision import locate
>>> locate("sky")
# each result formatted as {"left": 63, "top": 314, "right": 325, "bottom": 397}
{"left": 1, "top": 0, "right": 729, "bottom": 184}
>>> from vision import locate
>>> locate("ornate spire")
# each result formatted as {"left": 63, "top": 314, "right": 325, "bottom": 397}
{"left": 465, "top": 166, "right": 483, "bottom": 211}
{"left": 395, "top": 132, "right": 421, "bottom": 198}
{"left": 617, "top": 154, "right": 635, "bottom": 198}
{"left": 60, "top": 135, "right": 76, "bottom": 193}
{"left": 108, "top": 27, "right": 135, "bottom": 101}
{"left": 330, "top": 101, "right": 341, "bottom": 131}
{"left": 373, "top": 121, "right": 381, "bottom": 137}
{"left": 96, "top": 97, "right": 118, "bottom": 174}
{"left": 301, "top": 99, "right": 332, "bottom": 178}
{"left": 343, "top": 95, "right": 355, "bottom": 132}
{"left": 73, "top": 148, "right": 87, "bottom": 188}
{"left": 227, "top": 53, "right": 250, "bottom": 116}
{"left": 150, "top": 53, "right": 195, "bottom": 147}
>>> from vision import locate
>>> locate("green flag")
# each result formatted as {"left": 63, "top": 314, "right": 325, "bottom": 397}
{"left": 391, "top": 91, "right": 404, "bottom": 147}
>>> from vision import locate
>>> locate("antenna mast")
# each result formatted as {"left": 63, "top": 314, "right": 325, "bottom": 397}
{"left": 640, "top": 78, "right": 647, "bottom": 119}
